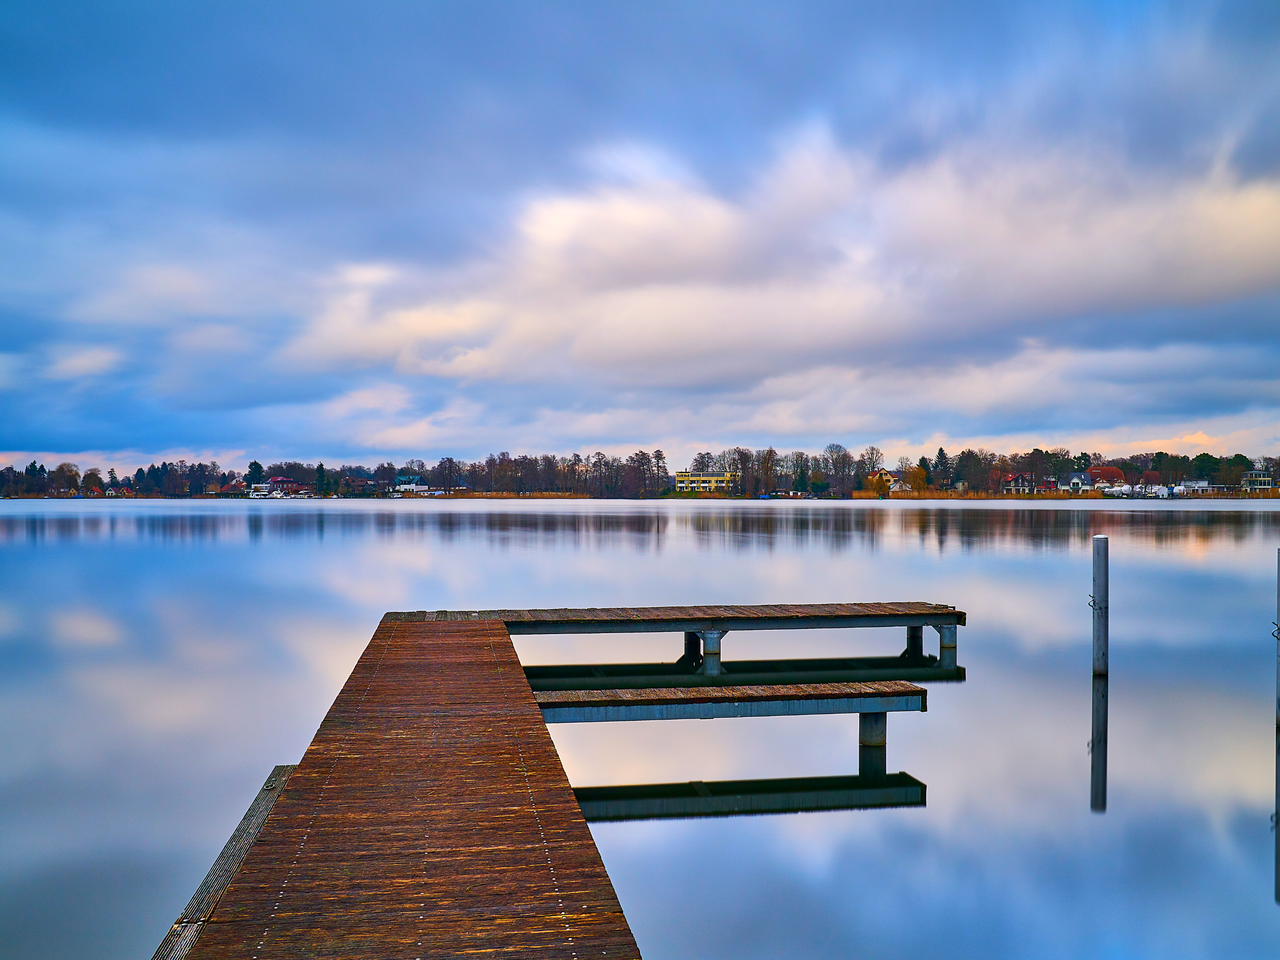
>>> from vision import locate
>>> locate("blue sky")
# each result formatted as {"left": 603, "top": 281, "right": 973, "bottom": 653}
{"left": 2, "top": 1, "right": 1279, "bottom": 471}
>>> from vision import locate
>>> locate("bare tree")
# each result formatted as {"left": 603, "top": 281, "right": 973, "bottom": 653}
{"left": 858, "top": 446, "right": 884, "bottom": 475}
{"left": 689, "top": 451, "right": 716, "bottom": 472}
{"left": 825, "top": 444, "right": 854, "bottom": 496}
{"left": 652, "top": 450, "right": 669, "bottom": 491}
{"left": 756, "top": 447, "right": 778, "bottom": 493}
{"left": 51, "top": 462, "right": 81, "bottom": 493}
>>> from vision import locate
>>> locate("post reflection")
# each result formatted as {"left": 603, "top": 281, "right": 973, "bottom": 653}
{"left": 1090, "top": 676, "right": 1108, "bottom": 813}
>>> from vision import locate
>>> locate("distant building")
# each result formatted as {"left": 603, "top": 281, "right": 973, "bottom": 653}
{"left": 1087, "top": 465, "right": 1125, "bottom": 485}
{"left": 1177, "top": 479, "right": 1227, "bottom": 495}
{"left": 393, "top": 474, "right": 434, "bottom": 494}
{"left": 1001, "top": 473, "right": 1034, "bottom": 495}
{"left": 267, "top": 476, "right": 308, "bottom": 496}
{"left": 1059, "top": 471, "right": 1092, "bottom": 493}
{"left": 674, "top": 471, "right": 739, "bottom": 493}
{"left": 1241, "top": 470, "right": 1273, "bottom": 492}
{"left": 341, "top": 477, "right": 374, "bottom": 495}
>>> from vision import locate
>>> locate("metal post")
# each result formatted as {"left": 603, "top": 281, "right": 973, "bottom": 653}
{"left": 696, "top": 630, "right": 725, "bottom": 676}
{"left": 678, "top": 631, "right": 704, "bottom": 672}
{"left": 1093, "top": 535, "right": 1109, "bottom": 677}
{"left": 905, "top": 625, "right": 923, "bottom": 659}
{"left": 1090, "top": 676, "right": 1108, "bottom": 812}
{"left": 859, "top": 712, "right": 887, "bottom": 778}
{"left": 934, "top": 624, "right": 957, "bottom": 669}
{"left": 1274, "top": 548, "right": 1279, "bottom": 902}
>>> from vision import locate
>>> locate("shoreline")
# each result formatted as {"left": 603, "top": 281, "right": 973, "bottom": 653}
{"left": 4, "top": 490, "right": 1277, "bottom": 504}
{"left": 4, "top": 496, "right": 1280, "bottom": 513}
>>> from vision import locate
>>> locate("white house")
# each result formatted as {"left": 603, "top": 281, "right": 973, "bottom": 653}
{"left": 1058, "top": 471, "right": 1092, "bottom": 493}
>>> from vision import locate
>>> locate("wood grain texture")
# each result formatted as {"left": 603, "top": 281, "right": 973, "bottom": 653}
{"left": 535, "top": 679, "right": 924, "bottom": 707}
{"left": 152, "top": 765, "right": 295, "bottom": 960}
{"left": 184, "top": 619, "right": 639, "bottom": 959}
{"left": 386, "top": 602, "right": 966, "bottom": 631}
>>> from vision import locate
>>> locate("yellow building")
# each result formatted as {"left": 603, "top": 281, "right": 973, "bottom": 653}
{"left": 675, "top": 471, "right": 740, "bottom": 493}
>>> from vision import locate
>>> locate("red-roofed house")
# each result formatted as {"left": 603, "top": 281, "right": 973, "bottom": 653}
{"left": 1087, "top": 465, "right": 1125, "bottom": 485}
{"left": 1001, "top": 473, "right": 1035, "bottom": 495}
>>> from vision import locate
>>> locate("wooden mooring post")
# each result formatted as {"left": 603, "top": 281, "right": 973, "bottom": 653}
{"left": 1090, "top": 535, "right": 1109, "bottom": 813}
{"left": 1090, "top": 676, "right": 1108, "bottom": 813}
{"left": 1093, "top": 535, "right": 1109, "bottom": 677}
{"left": 1274, "top": 548, "right": 1279, "bottom": 903}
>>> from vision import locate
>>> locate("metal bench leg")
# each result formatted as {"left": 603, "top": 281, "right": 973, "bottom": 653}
{"left": 696, "top": 630, "right": 725, "bottom": 676}
{"left": 859, "top": 712, "right": 887, "bottom": 777}
{"left": 904, "top": 625, "right": 923, "bottom": 658}
{"left": 934, "top": 624, "right": 957, "bottom": 668}
{"left": 676, "top": 631, "right": 704, "bottom": 672}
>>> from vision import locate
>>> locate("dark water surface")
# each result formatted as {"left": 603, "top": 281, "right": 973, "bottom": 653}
{"left": 2, "top": 499, "right": 1279, "bottom": 959}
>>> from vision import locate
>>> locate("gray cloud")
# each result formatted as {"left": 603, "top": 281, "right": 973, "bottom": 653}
{"left": 1, "top": 2, "right": 1279, "bottom": 462}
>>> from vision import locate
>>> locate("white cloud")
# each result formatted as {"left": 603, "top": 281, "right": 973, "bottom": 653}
{"left": 323, "top": 383, "right": 414, "bottom": 419}
{"left": 278, "top": 131, "right": 1280, "bottom": 412}
{"left": 51, "top": 610, "right": 122, "bottom": 649}
{"left": 45, "top": 346, "right": 123, "bottom": 380}
{"left": 357, "top": 397, "right": 486, "bottom": 449}
{"left": 69, "top": 263, "right": 215, "bottom": 322}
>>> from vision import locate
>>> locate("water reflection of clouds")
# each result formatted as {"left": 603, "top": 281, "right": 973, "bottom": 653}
{"left": 2, "top": 500, "right": 1280, "bottom": 958}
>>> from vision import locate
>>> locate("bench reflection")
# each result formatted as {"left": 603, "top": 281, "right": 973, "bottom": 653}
{"left": 576, "top": 772, "right": 926, "bottom": 822}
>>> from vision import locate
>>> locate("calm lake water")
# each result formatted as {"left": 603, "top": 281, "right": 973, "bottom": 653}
{"left": 2, "top": 499, "right": 1280, "bottom": 959}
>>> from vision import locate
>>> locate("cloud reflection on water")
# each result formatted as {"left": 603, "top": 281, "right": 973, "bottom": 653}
{"left": 1, "top": 500, "right": 1278, "bottom": 959}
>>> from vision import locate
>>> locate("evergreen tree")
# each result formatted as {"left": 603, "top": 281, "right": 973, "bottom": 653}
{"left": 917, "top": 456, "right": 933, "bottom": 485}
{"left": 932, "top": 448, "right": 951, "bottom": 484}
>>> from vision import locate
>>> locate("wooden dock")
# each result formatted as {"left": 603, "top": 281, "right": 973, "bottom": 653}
{"left": 171, "top": 618, "right": 639, "bottom": 959}
{"left": 156, "top": 603, "right": 962, "bottom": 959}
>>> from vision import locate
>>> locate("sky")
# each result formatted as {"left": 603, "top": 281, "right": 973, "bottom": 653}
{"left": 2, "top": 1, "right": 1280, "bottom": 472}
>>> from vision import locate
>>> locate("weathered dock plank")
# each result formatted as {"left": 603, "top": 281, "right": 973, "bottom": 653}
{"left": 387, "top": 602, "right": 966, "bottom": 633}
{"left": 152, "top": 764, "right": 295, "bottom": 960}
{"left": 183, "top": 618, "right": 638, "bottom": 959}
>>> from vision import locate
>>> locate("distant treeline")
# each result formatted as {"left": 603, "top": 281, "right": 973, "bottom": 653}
{"left": 255, "top": 452, "right": 672, "bottom": 498}
{"left": 0, "top": 460, "right": 237, "bottom": 498}
{"left": 3, "top": 445, "right": 1274, "bottom": 499}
